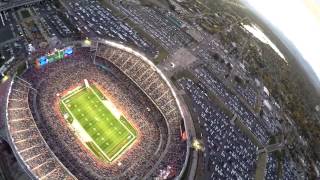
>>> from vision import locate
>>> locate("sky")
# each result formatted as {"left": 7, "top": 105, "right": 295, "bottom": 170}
{"left": 242, "top": 0, "right": 320, "bottom": 82}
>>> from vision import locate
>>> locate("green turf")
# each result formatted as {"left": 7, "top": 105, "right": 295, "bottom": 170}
{"left": 60, "top": 84, "right": 137, "bottom": 162}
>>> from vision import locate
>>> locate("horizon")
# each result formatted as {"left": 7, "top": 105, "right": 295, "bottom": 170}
{"left": 242, "top": 0, "right": 320, "bottom": 84}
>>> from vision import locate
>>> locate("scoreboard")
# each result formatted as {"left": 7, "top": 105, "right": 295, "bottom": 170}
{"left": 35, "top": 47, "right": 73, "bottom": 67}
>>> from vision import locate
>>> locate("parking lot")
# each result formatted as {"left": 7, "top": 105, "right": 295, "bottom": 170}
{"left": 178, "top": 78, "right": 258, "bottom": 179}
{"left": 0, "top": 10, "right": 28, "bottom": 65}
{"left": 63, "top": 0, "right": 157, "bottom": 57}
{"left": 113, "top": 1, "right": 193, "bottom": 54}
{"left": 193, "top": 66, "right": 270, "bottom": 144}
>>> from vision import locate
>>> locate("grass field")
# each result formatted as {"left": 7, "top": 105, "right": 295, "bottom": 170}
{"left": 60, "top": 81, "right": 137, "bottom": 162}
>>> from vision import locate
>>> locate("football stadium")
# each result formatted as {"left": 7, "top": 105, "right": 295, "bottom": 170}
{"left": 4, "top": 40, "right": 189, "bottom": 179}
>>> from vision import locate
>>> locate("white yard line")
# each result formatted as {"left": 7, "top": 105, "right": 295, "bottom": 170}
{"left": 61, "top": 86, "right": 85, "bottom": 101}
{"left": 109, "top": 134, "right": 136, "bottom": 161}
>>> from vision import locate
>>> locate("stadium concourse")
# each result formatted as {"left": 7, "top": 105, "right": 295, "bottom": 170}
{"left": 4, "top": 40, "right": 189, "bottom": 179}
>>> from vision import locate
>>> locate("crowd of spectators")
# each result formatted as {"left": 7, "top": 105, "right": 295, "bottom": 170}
{"left": 7, "top": 78, "right": 74, "bottom": 180}
{"left": 6, "top": 46, "right": 187, "bottom": 179}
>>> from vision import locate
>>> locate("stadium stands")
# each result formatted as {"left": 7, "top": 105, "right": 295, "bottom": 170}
{"left": 6, "top": 77, "right": 74, "bottom": 180}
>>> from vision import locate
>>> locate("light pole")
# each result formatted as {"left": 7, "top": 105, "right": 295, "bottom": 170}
{"left": 93, "top": 40, "right": 99, "bottom": 65}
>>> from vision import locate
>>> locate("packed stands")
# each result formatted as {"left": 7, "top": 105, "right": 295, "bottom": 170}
{"left": 6, "top": 77, "right": 74, "bottom": 180}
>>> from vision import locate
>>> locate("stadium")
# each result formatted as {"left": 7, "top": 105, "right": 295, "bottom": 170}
{"left": 4, "top": 39, "right": 189, "bottom": 179}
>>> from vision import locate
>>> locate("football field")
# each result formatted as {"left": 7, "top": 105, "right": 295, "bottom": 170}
{"left": 60, "top": 82, "right": 137, "bottom": 162}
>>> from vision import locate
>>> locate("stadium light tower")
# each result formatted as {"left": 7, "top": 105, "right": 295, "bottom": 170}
{"left": 0, "top": 74, "right": 8, "bottom": 83}
{"left": 192, "top": 139, "right": 204, "bottom": 152}
{"left": 84, "top": 38, "right": 92, "bottom": 46}
{"left": 93, "top": 41, "right": 99, "bottom": 65}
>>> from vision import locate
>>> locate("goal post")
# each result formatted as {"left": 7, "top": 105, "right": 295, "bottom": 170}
{"left": 84, "top": 79, "right": 90, "bottom": 88}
